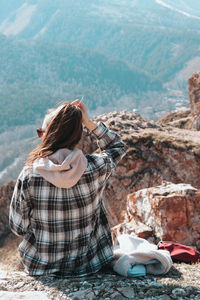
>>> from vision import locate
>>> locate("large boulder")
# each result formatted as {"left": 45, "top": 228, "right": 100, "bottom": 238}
{"left": 112, "top": 182, "right": 200, "bottom": 249}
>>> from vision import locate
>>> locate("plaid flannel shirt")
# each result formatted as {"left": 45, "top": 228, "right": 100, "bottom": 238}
{"left": 9, "top": 122, "right": 126, "bottom": 277}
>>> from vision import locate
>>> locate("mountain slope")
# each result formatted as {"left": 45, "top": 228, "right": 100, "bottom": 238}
{"left": 0, "top": 0, "right": 200, "bottom": 82}
{"left": 0, "top": 34, "right": 161, "bottom": 132}
{"left": 156, "top": 0, "right": 200, "bottom": 18}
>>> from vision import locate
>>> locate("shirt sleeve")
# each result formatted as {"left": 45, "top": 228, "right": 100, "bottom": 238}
{"left": 9, "top": 172, "right": 32, "bottom": 236}
{"left": 86, "top": 122, "right": 127, "bottom": 181}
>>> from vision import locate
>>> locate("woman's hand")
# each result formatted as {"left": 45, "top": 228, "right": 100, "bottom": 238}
{"left": 72, "top": 100, "right": 97, "bottom": 131}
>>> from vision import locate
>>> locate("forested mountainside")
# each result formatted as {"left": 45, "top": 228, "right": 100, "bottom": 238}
{"left": 0, "top": 0, "right": 200, "bottom": 82}
{"left": 0, "top": 33, "right": 161, "bottom": 132}
{"left": 1, "top": 0, "right": 200, "bottom": 133}
{"left": 1, "top": 1, "right": 200, "bottom": 132}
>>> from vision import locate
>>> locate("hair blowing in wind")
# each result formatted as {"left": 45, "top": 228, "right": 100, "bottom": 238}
{"left": 26, "top": 103, "right": 83, "bottom": 165}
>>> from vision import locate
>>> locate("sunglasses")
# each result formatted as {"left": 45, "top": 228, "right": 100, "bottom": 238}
{"left": 37, "top": 128, "right": 45, "bottom": 138}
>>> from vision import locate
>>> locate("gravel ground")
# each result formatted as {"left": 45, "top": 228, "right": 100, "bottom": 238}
{"left": 0, "top": 262, "right": 200, "bottom": 299}
{"left": 0, "top": 237, "right": 199, "bottom": 300}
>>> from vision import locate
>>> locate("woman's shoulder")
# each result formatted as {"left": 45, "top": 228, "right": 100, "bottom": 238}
{"left": 17, "top": 165, "right": 36, "bottom": 183}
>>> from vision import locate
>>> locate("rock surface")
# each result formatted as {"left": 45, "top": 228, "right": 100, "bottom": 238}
{"left": 81, "top": 111, "right": 200, "bottom": 227}
{"left": 112, "top": 182, "right": 200, "bottom": 248}
{"left": 1, "top": 111, "right": 200, "bottom": 243}
{"left": 157, "top": 107, "right": 191, "bottom": 129}
{"left": 0, "top": 265, "right": 200, "bottom": 300}
{"left": 158, "top": 72, "right": 200, "bottom": 130}
{"left": 188, "top": 72, "right": 200, "bottom": 116}
{"left": 0, "top": 181, "right": 15, "bottom": 243}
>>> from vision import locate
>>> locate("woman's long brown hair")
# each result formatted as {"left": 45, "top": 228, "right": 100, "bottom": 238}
{"left": 26, "top": 103, "right": 83, "bottom": 166}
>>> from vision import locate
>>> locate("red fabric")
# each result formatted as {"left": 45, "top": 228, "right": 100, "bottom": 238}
{"left": 158, "top": 241, "right": 200, "bottom": 263}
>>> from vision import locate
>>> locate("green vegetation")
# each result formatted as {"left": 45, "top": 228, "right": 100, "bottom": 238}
{"left": 0, "top": 0, "right": 200, "bottom": 133}
{"left": 0, "top": 34, "right": 162, "bottom": 132}
{"left": 14, "top": 0, "right": 200, "bottom": 82}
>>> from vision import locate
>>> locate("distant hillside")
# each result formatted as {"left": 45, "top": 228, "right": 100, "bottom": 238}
{"left": 0, "top": 34, "right": 161, "bottom": 132}
{"left": 0, "top": 0, "right": 200, "bottom": 83}
{"left": 0, "top": 1, "right": 199, "bottom": 132}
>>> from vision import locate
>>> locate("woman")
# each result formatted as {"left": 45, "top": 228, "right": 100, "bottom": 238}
{"left": 9, "top": 100, "right": 126, "bottom": 277}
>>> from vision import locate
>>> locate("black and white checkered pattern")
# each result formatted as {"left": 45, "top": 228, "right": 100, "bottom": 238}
{"left": 9, "top": 122, "right": 127, "bottom": 277}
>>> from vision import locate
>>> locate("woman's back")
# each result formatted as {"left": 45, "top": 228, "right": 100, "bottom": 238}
{"left": 9, "top": 102, "right": 126, "bottom": 277}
